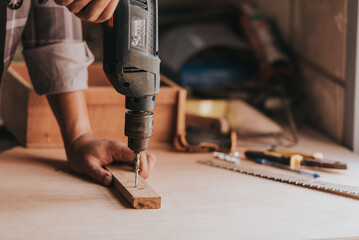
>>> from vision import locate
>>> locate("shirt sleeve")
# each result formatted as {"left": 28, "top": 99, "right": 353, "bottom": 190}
{"left": 21, "top": 0, "right": 94, "bottom": 95}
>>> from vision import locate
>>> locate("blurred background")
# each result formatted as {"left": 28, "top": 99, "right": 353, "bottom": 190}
{"left": 6, "top": 0, "right": 351, "bottom": 151}
{"left": 82, "top": 0, "right": 347, "bottom": 144}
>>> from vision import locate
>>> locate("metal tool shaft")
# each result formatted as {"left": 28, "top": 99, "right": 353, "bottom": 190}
{"left": 135, "top": 154, "right": 140, "bottom": 187}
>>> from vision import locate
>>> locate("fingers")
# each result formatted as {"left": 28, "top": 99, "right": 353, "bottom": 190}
{"left": 67, "top": 0, "right": 92, "bottom": 13}
{"left": 147, "top": 152, "right": 156, "bottom": 175}
{"left": 76, "top": 0, "right": 112, "bottom": 22}
{"left": 139, "top": 152, "right": 156, "bottom": 179}
{"left": 85, "top": 160, "right": 113, "bottom": 186}
{"left": 104, "top": 140, "right": 157, "bottom": 179}
{"left": 139, "top": 152, "right": 148, "bottom": 178}
{"left": 109, "top": 141, "right": 135, "bottom": 163}
{"left": 94, "top": 0, "right": 119, "bottom": 23}
{"left": 55, "top": 0, "right": 117, "bottom": 22}
{"left": 54, "top": 0, "right": 74, "bottom": 6}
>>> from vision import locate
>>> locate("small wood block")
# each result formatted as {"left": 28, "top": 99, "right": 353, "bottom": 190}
{"left": 106, "top": 165, "right": 161, "bottom": 209}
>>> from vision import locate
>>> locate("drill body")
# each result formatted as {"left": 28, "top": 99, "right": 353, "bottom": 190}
{"left": 103, "top": 0, "right": 160, "bottom": 155}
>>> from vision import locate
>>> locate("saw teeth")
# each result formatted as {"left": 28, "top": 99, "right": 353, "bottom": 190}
{"left": 200, "top": 160, "right": 359, "bottom": 200}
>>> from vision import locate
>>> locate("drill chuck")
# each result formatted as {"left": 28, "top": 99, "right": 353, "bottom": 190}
{"left": 125, "top": 111, "right": 154, "bottom": 153}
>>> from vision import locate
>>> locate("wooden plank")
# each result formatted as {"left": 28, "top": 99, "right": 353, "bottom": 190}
{"left": 106, "top": 165, "right": 161, "bottom": 209}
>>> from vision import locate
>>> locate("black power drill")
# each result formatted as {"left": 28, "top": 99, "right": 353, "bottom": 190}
{"left": 102, "top": 0, "right": 160, "bottom": 186}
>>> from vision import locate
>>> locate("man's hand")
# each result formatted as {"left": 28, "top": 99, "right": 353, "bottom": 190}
{"left": 46, "top": 91, "right": 156, "bottom": 186}
{"left": 55, "top": 0, "right": 119, "bottom": 23}
{"left": 67, "top": 133, "right": 156, "bottom": 186}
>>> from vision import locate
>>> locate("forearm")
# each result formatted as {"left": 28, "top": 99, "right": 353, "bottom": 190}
{"left": 47, "top": 91, "right": 92, "bottom": 149}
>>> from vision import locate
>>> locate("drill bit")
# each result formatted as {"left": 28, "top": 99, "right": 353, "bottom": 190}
{"left": 135, "top": 153, "right": 140, "bottom": 187}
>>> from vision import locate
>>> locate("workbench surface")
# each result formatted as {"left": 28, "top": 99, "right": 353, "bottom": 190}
{"left": 1, "top": 129, "right": 359, "bottom": 240}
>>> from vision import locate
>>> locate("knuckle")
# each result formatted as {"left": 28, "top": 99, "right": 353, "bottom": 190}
{"left": 55, "top": 0, "right": 71, "bottom": 6}
{"left": 112, "top": 140, "right": 124, "bottom": 149}
{"left": 75, "top": 12, "right": 93, "bottom": 22}
{"left": 90, "top": 166, "right": 101, "bottom": 178}
{"left": 94, "top": 18, "right": 105, "bottom": 24}
{"left": 82, "top": 8, "right": 102, "bottom": 22}
{"left": 67, "top": 5, "right": 79, "bottom": 13}
{"left": 94, "top": 170, "right": 103, "bottom": 180}
{"left": 141, "top": 172, "right": 149, "bottom": 179}
{"left": 87, "top": 15, "right": 99, "bottom": 23}
{"left": 100, "top": 13, "right": 113, "bottom": 22}
{"left": 69, "top": 8, "right": 79, "bottom": 13}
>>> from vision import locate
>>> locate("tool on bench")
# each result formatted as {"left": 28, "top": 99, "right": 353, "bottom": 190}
{"left": 102, "top": 0, "right": 160, "bottom": 187}
{"left": 245, "top": 150, "right": 348, "bottom": 170}
{"left": 199, "top": 159, "right": 359, "bottom": 200}
{"left": 256, "top": 158, "right": 320, "bottom": 178}
{"left": 270, "top": 150, "right": 324, "bottom": 160}
{"left": 213, "top": 152, "right": 240, "bottom": 164}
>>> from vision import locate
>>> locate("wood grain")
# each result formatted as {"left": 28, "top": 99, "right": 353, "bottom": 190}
{"left": 1, "top": 129, "right": 359, "bottom": 239}
{"left": 106, "top": 165, "right": 161, "bottom": 209}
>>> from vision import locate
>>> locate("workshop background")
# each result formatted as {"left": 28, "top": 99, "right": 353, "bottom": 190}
{"left": 83, "top": 0, "right": 347, "bottom": 142}
{"left": 1, "top": 0, "right": 349, "bottom": 148}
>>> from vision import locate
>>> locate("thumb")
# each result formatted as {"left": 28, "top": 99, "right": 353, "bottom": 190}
{"left": 86, "top": 162, "right": 113, "bottom": 186}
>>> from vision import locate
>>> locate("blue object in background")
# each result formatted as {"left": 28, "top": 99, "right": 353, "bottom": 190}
{"left": 179, "top": 61, "right": 257, "bottom": 88}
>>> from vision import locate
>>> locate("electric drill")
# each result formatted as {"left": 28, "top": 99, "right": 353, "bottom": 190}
{"left": 102, "top": 0, "right": 160, "bottom": 186}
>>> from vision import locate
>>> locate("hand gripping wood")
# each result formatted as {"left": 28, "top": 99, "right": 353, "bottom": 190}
{"left": 106, "top": 165, "right": 161, "bottom": 209}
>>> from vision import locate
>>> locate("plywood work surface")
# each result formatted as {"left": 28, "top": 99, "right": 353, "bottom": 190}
{"left": 1, "top": 129, "right": 359, "bottom": 239}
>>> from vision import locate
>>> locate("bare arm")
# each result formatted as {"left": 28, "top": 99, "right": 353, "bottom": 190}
{"left": 47, "top": 91, "right": 156, "bottom": 186}
{"left": 47, "top": 91, "right": 91, "bottom": 146}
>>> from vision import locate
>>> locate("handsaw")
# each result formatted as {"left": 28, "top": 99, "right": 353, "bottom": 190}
{"left": 198, "top": 159, "right": 359, "bottom": 200}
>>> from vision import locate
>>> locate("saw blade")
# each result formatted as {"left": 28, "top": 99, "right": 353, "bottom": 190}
{"left": 199, "top": 159, "right": 359, "bottom": 200}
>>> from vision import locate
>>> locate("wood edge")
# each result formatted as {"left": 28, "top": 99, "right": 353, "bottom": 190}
{"left": 133, "top": 197, "right": 161, "bottom": 209}
{"left": 111, "top": 174, "right": 135, "bottom": 206}
{"left": 106, "top": 166, "right": 161, "bottom": 209}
